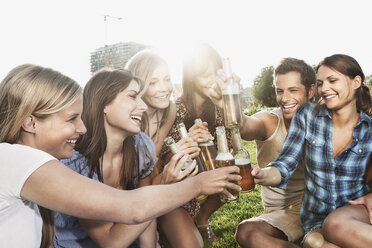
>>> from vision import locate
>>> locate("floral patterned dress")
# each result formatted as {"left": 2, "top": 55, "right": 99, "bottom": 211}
{"left": 159, "top": 97, "right": 231, "bottom": 218}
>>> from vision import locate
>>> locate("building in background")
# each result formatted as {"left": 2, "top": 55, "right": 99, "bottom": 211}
{"left": 90, "top": 41, "right": 148, "bottom": 73}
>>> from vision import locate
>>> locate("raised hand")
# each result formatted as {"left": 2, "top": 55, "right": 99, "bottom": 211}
{"left": 208, "top": 69, "right": 241, "bottom": 109}
{"left": 188, "top": 121, "right": 214, "bottom": 144}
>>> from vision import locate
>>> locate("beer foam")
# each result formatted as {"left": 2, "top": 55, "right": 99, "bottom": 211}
{"left": 235, "top": 158, "right": 251, "bottom": 165}
{"left": 216, "top": 152, "right": 234, "bottom": 161}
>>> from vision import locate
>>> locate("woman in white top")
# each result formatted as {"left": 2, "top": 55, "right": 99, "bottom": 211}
{"left": 0, "top": 64, "right": 241, "bottom": 248}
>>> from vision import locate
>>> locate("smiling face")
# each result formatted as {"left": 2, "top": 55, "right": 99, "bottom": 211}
{"left": 141, "top": 62, "right": 173, "bottom": 110}
{"left": 193, "top": 62, "right": 216, "bottom": 99}
{"left": 316, "top": 65, "right": 360, "bottom": 112}
{"left": 274, "top": 71, "right": 314, "bottom": 121}
{"left": 35, "top": 96, "right": 86, "bottom": 159}
{"left": 104, "top": 80, "right": 147, "bottom": 135}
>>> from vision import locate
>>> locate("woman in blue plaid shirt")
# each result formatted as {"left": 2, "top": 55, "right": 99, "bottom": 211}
{"left": 252, "top": 54, "right": 372, "bottom": 248}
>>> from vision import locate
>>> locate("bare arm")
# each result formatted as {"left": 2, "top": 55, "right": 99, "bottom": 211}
{"left": 79, "top": 218, "right": 152, "bottom": 248}
{"left": 239, "top": 112, "right": 279, "bottom": 141}
{"left": 78, "top": 177, "right": 155, "bottom": 248}
{"left": 208, "top": 69, "right": 277, "bottom": 141}
{"left": 21, "top": 157, "right": 241, "bottom": 224}
{"left": 138, "top": 176, "right": 159, "bottom": 247}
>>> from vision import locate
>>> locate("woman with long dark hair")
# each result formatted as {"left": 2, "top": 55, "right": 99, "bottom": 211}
{"left": 0, "top": 64, "right": 241, "bottom": 248}
{"left": 156, "top": 43, "right": 231, "bottom": 247}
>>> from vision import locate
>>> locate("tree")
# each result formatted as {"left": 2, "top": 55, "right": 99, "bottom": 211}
{"left": 251, "top": 66, "right": 277, "bottom": 107}
{"left": 366, "top": 74, "right": 372, "bottom": 86}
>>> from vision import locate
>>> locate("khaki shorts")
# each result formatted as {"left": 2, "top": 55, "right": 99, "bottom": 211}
{"left": 248, "top": 199, "right": 303, "bottom": 242}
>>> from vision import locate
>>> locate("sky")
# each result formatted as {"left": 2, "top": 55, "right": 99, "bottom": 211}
{"left": 1, "top": 0, "right": 371, "bottom": 88}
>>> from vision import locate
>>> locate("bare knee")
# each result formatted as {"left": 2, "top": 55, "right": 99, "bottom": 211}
{"left": 235, "top": 221, "right": 260, "bottom": 247}
{"left": 323, "top": 208, "right": 350, "bottom": 242}
{"left": 323, "top": 211, "right": 342, "bottom": 236}
{"left": 159, "top": 208, "right": 203, "bottom": 248}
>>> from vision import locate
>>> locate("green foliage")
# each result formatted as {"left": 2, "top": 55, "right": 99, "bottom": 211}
{"left": 366, "top": 74, "right": 372, "bottom": 86}
{"left": 206, "top": 140, "right": 264, "bottom": 248}
{"left": 251, "top": 66, "right": 277, "bottom": 107}
{"left": 244, "top": 102, "right": 275, "bottom": 117}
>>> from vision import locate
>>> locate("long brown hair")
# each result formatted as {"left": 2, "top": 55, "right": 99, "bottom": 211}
{"left": 0, "top": 64, "right": 82, "bottom": 248}
{"left": 316, "top": 54, "right": 372, "bottom": 116}
{"left": 76, "top": 68, "right": 141, "bottom": 189}
{"left": 182, "top": 43, "right": 222, "bottom": 130}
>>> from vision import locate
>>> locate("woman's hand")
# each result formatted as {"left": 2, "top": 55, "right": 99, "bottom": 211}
{"left": 349, "top": 193, "right": 372, "bottom": 224}
{"left": 176, "top": 137, "right": 200, "bottom": 159}
{"left": 208, "top": 69, "right": 241, "bottom": 109}
{"left": 160, "top": 152, "right": 198, "bottom": 184}
{"left": 196, "top": 166, "right": 241, "bottom": 198}
{"left": 188, "top": 121, "right": 214, "bottom": 144}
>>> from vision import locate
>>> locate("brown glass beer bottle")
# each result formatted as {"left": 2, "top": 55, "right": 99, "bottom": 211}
{"left": 231, "top": 126, "right": 255, "bottom": 192}
{"left": 215, "top": 126, "right": 238, "bottom": 202}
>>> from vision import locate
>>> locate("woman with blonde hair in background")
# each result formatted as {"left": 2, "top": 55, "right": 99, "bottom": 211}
{"left": 155, "top": 43, "right": 232, "bottom": 247}
{"left": 0, "top": 64, "right": 242, "bottom": 248}
{"left": 126, "top": 49, "right": 214, "bottom": 247}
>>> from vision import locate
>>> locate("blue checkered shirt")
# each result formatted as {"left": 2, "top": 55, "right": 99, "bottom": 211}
{"left": 269, "top": 102, "right": 372, "bottom": 231}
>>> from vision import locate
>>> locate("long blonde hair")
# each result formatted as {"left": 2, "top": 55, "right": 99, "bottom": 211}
{"left": 125, "top": 50, "right": 171, "bottom": 136}
{"left": 0, "top": 64, "right": 82, "bottom": 143}
{"left": 0, "top": 64, "right": 82, "bottom": 248}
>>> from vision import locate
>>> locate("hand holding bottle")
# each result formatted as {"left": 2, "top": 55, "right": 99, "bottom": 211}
{"left": 196, "top": 166, "right": 242, "bottom": 198}
{"left": 251, "top": 165, "right": 282, "bottom": 186}
{"left": 208, "top": 68, "right": 241, "bottom": 109}
{"left": 176, "top": 137, "right": 200, "bottom": 159}
{"left": 160, "top": 152, "right": 198, "bottom": 184}
{"left": 188, "top": 121, "right": 214, "bottom": 144}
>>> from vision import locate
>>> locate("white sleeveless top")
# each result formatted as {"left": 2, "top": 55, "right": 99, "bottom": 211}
{"left": 256, "top": 108, "right": 304, "bottom": 208}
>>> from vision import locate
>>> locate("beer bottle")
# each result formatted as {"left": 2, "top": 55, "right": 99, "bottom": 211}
{"left": 164, "top": 136, "right": 193, "bottom": 171}
{"left": 222, "top": 58, "right": 243, "bottom": 128}
{"left": 231, "top": 126, "right": 255, "bottom": 192}
{"left": 215, "top": 126, "right": 238, "bottom": 202}
{"left": 194, "top": 119, "right": 216, "bottom": 171}
{"left": 176, "top": 123, "right": 205, "bottom": 173}
{"left": 176, "top": 122, "right": 207, "bottom": 201}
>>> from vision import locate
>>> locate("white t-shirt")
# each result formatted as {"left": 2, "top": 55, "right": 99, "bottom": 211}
{"left": 0, "top": 143, "right": 56, "bottom": 248}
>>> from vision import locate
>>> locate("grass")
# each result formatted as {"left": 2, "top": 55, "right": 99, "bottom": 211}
{"left": 205, "top": 140, "right": 264, "bottom": 248}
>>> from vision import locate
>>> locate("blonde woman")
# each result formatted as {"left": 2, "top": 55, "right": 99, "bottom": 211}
{"left": 126, "top": 50, "right": 214, "bottom": 247}
{"left": 0, "top": 64, "right": 241, "bottom": 248}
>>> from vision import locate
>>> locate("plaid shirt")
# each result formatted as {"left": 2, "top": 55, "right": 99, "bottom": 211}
{"left": 269, "top": 102, "right": 372, "bottom": 231}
